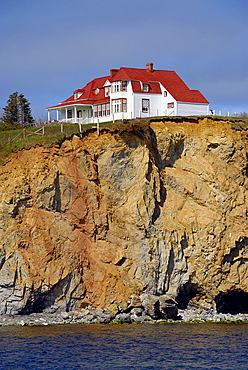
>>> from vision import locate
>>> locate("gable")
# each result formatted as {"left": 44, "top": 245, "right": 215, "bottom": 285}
{"left": 103, "top": 80, "right": 111, "bottom": 87}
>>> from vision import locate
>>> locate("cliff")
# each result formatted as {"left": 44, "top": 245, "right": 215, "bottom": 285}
{"left": 0, "top": 118, "right": 247, "bottom": 318}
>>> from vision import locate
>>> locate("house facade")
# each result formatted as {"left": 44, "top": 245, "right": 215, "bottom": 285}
{"left": 46, "top": 63, "right": 209, "bottom": 124}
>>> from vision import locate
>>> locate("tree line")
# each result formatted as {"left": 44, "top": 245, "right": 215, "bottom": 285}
{"left": 0, "top": 92, "right": 35, "bottom": 130}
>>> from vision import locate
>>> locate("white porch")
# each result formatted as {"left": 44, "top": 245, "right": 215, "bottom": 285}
{"left": 47, "top": 104, "right": 93, "bottom": 124}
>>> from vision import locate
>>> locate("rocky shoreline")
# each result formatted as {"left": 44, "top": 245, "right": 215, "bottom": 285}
{"left": 0, "top": 121, "right": 247, "bottom": 325}
{"left": 0, "top": 308, "right": 247, "bottom": 327}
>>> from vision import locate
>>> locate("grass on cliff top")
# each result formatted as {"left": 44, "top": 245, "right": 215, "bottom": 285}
{"left": 0, "top": 116, "right": 247, "bottom": 165}
{"left": 0, "top": 119, "right": 151, "bottom": 164}
{"left": 0, "top": 121, "right": 125, "bottom": 164}
{"left": 0, "top": 123, "right": 89, "bottom": 164}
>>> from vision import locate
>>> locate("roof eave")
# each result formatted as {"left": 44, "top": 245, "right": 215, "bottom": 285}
{"left": 177, "top": 100, "right": 210, "bottom": 104}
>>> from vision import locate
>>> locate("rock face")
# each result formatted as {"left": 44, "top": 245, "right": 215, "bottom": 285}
{"left": 0, "top": 118, "right": 247, "bottom": 317}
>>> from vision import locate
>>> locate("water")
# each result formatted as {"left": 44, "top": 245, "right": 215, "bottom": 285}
{"left": 0, "top": 323, "right": 247, "bottom": 369}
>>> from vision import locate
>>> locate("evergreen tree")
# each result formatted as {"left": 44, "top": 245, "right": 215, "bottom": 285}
{"left": 1, "top": 92, "right": 35, "bottom": 127}
{"left": 18, "top": 94, "right": 35, "bottom": 126}
{"left": 2, "top": 92, "right": 19, "bottom": 126}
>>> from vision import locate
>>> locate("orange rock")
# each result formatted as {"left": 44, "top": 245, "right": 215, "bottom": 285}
{"left": 0, "top": 118, "right": 247, "bottom": 315}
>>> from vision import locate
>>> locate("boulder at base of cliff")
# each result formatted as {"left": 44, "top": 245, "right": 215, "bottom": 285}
{"left": 140, "top": 293, "right": 178, "bottom": 320}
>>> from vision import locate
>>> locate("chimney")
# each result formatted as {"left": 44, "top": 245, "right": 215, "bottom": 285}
{"left": 110, "top": 69, "right": 119, "bottom": 77}
{"left": 146, "top": 63, "right": 154, "bottom": 72}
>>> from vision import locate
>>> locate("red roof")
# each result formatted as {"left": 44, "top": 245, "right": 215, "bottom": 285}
{"left": 112, "top": 67, "right": 209, "bottom": 104}
{"left": 130, "top": 81, "right": 161, "bottom": 94}
{"left": 47, "top": 66, "right": 209, "bottom": 109}
{"left": 46, "top": 75, "right": 110, "bottom": 109}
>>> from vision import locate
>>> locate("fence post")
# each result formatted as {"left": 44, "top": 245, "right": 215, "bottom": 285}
{"left": 97, "top": 120, "right": 99, "bottom": 136}
{"left": 60, "top": 123, "right": 63, "bottom": 133}
{"left": 22, "top": 129, "right": 26, "bottom": 139}
{"left": 42, "top": 126, "right": 45, "bottom": 135}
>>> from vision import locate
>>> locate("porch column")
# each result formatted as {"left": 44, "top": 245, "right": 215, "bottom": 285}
{"left": 65, "top": 108, "right": 68, "bottom": 120}
{"left": 74, "top": 106, "right": 77, "bottom": 123}
{"left": 47, "top": 110, "right": 51, "bottom": 122}
{"left": 56, "top": 110, "right": 59, "bottom": 121}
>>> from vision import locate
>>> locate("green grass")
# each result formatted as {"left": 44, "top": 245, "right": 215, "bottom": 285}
{"left": 0, "top": 120, "right": 130, "bottom": 164}
{"left": 0, "top": 123, "right": 91, "bottom": 164}
{"left": 0, "top": 116, "right": 247, "bottom": 165}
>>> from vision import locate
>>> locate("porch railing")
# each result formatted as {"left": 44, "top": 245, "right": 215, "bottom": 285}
{"left": 59, "top": 117, "right": 92, "bottom": 124}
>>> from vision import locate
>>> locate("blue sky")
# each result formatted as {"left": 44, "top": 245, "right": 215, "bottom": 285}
{"left": 1, "top": 0, "right": 247, "bottom": 120}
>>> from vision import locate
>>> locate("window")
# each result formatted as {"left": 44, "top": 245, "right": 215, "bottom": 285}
{"left": 67, "top": 110, "right": 72, "bottom": 118}
{"left": 106, "top": 103, "right": 110, "bottom": 116}
{"left": 93, "top": 103, "right": 111, "bottom": 118}
{"left": 112, "top": 99, "right": 120, "bottom": 113}
{"left": 111, "top": 81, "right": 128, "bottom": 92}
{"left": 98, "top": 105, "right": 102, "bottom": 117}
{"left": 122, "top": 99, "right": 127, "bottom": 112}
{"left": 164, "top": 91, "right": 167, "bottom": 97}
{"left": 105, "top": 87, "right": 110, "bottom": 97}
{"left": 143, "top": 84, "right": 149, "bottom": 92}
{"left": 93, "top": 106, "right": 98, "bottom": 117}
{"left": 112, "top": 99, "right": 127, "bottom": 113}
{"left": 77, "top": 110, "right": 82, "bottom": 118}
{"left": 122, "top": 81, "right": 128, "bottom": 91}
{"left": 102, "top": 104, "right": 106, "bottom": 117}
{"left": 142, "top": 99, "right": 150, "bottom": 113}
{"left": 112, "top": 81, "right": 121, "bottom": 93}
{"left": 167, "top": 102, "right": 174, "bottom": 108}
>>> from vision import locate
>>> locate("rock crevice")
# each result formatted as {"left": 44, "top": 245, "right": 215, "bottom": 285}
{"left": 0, "top": 118, "right": 247, "bottom": 317}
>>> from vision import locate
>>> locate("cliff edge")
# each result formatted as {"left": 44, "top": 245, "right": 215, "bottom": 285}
{"left": 0, "top": 118, "right": 247, "bottom": 319}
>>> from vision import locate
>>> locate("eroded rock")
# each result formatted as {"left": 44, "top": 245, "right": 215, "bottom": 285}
{"left": 0, "top": 118, "right": 247, "bottom": 318}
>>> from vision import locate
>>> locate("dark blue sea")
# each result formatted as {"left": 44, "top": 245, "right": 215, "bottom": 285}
{"left": 0, "top": 323, "right": 247, "bottom": 369}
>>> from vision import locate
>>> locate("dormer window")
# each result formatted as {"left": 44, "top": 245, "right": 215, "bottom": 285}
{"left": 95, "top": 88, "right": 99, "bottom": 95}
{"left": 142, "top": 84, "right": 149, "bottom": 92}
{"left": 74, "top": 92, "right": 83, "bottom": 99}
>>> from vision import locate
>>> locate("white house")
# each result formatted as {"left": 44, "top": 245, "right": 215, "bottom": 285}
{"left": 46, "top": 63, "right": 209, "bottom": 124}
